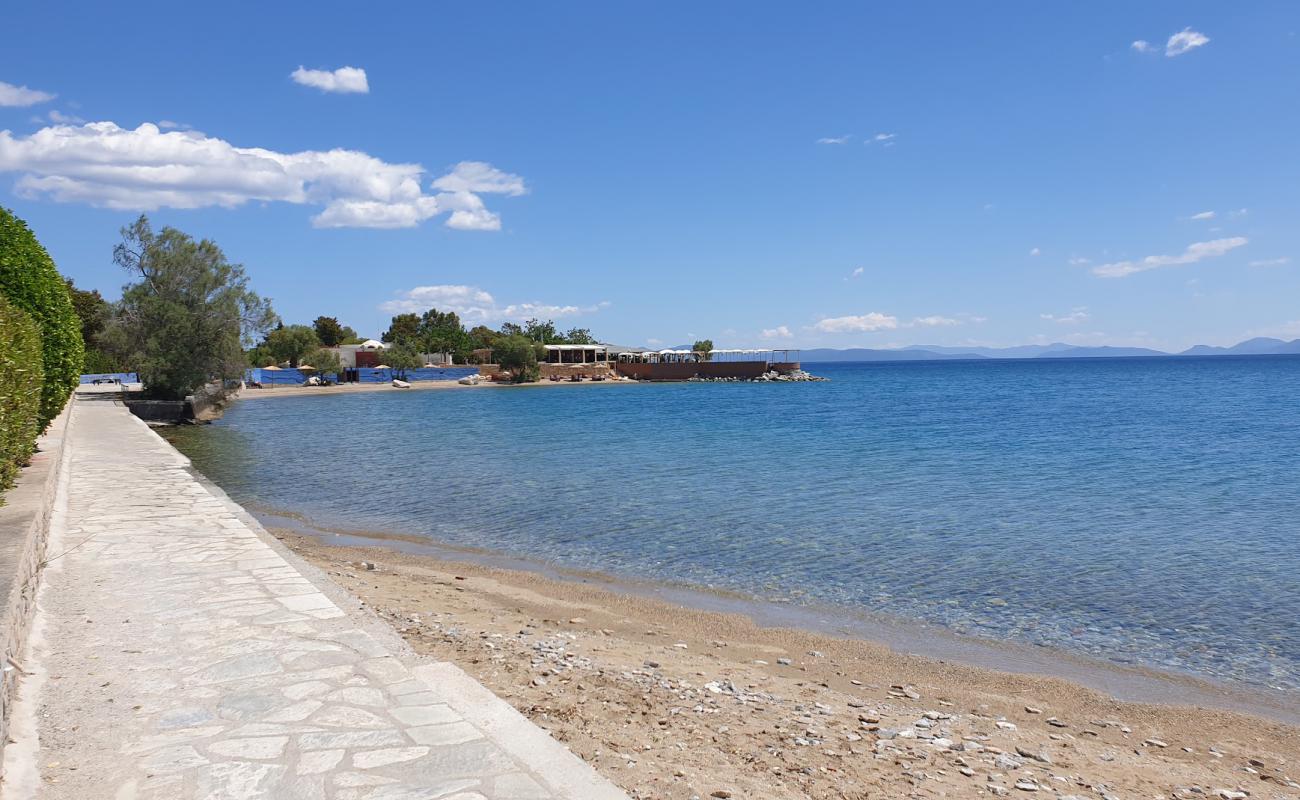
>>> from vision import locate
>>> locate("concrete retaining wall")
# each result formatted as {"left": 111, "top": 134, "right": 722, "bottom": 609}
{"left": 0, "top": 402, "right": 71, "bottom": 765}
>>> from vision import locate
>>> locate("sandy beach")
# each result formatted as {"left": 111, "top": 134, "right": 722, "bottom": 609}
{"left": 270, "top": 526, "right": 1300, "bottom": 800}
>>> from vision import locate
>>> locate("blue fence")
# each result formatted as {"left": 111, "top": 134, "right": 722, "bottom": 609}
{"left": 79, "top": 372, "right": 139, "bottom": 384}
{"left": 246, "top": 367, "right": 477, "bottom": 386}
{"left": 356, "top": 367, "right": 478, "bottom": 383}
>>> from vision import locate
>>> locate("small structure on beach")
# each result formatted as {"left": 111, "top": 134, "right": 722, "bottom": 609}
{"left": 615, "top": 349, "right": 801, "bottom": 380}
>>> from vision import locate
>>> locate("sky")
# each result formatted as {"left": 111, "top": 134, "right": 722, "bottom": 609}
{"left": 1, "top": 2, "right": 1298, "bottom": 352}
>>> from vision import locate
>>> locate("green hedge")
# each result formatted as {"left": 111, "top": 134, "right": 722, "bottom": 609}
{"left": 0, "top": 207, "right": 83, "bottom": 428}
{"left": 0, "top": 295, "right": 44, "bottom": 500}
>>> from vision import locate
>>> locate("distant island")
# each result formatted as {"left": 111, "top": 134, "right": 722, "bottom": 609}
{"left": 797, "top": 337, "right": 1300, "bottom": 363}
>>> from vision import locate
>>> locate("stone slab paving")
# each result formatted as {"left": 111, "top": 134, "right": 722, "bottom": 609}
{"left": 10, "top": 396, "right": 627, "bottom": 800}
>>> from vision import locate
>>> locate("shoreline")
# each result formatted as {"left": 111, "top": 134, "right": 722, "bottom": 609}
{"left": 258, "top": 508, "right": 1298, "bottom": 726}
{"left": 267, "top": 519, "right": 1300, "bottom": 799}
{"left": 233, "top": 375, "right": 641, "bottom": 400}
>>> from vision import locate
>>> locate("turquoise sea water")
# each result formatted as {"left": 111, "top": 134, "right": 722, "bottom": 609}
{"left": 168, "top": 357, "right": 1300, "bottom": 694}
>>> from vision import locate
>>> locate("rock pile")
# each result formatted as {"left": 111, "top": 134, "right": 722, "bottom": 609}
{"left": 688, "top": 370, "right": 827, "bottom": 383}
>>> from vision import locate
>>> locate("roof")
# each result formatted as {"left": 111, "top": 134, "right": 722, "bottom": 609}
{"left": 543, "top": 344, "right": 610, "bottom": 350}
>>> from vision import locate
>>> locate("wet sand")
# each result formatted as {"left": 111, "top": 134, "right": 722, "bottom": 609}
{"left": 270, "top": 525, "right": 1300, "bottom": 800}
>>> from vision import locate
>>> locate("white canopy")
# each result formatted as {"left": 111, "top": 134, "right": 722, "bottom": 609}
{"left": 359, "top": 339, "right": 385, "bottom": 350}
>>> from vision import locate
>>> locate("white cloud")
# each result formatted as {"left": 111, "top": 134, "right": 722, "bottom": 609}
{"left": 379, "top": 284, "right": 607, "bottom": 322}
{"left": 157, "top": 120, "right": 192, "bottom": 130}
{"left": 1248, "top": 257, "right": 1290, "bottom": 267}
{"left": 1040, "top": 307, "right": 1090, "bottom": 324}
{"left": 814, "top": 313, "right": 899, "bottom": 333}
{"left": 1029, "top": 247, "right": 1041, "bottom": 256}
{"left": 290, "top": 65, "right": 369, "bottom": 94}
{"left": 0, "top": 121, "right": 524, "bottom": 230}
{"left": 817, "top": 135, "right": 851, "bottom": 145}
{"left": 0, "top": 81, "right": 55, "bottom": 107}
{"left": 847, "top": 267, "right": 864, "bottom": 279}
{"left": 1189, "top": 210, "right": 1215, "bottom": 220}
{"left": 1131, "top": 40, "right": 1154, "bottom": 53}
{"left": 1229, "top": 207, "right": 1248, "bottom": 217}
{"left": 45, "top": 110, "right": 84, "bottom": 124}
{"left": 760, "top": 325, "right": 793, "bottom": 340}
{"left": 910, "top": 316, "right": 961, "bottom": 327}
{"left": 1166, "top": 28, "right": 1209, "bottom": 57}
{"left": 1091, "top": 237, "right": 1248, "bottom": 278}
{"left": 1068, "top": 256, "right": 1091, "bottom": 266}
{"left": 869, "top": 133, "right": 896, "bottom": 143}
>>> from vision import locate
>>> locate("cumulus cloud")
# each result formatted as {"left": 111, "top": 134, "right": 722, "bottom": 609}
{"left": 1091, "top": 237, "right": 1247, "bottom": 278}
{"left": 1041, "top": 307, "right": 1090, "bottom": 324}
{"left": 380, "top": 284, "right": 608, "bottom": 322}
{"left": 1166, "top": 28, "right": 1210, "bottom": 57}
{"left": 0, "top": 121, "right": 524, "bottom": 230}
{"left": 847, "top": 267, "right": 864, "bottom": 279}
{"left": 814, "top": 313, "right": 899, "bottom": 333}
{"left": 1131, "top": 40, "right": 1154, "bottom": 53}
{"left": 1189, "top": 210, "right": 1215, "bottom": 220}
{"left": 290, "top": 65, "right": 369, "bottom": 94}
{"left": 0, "top": 81, "right": 55, "bottom": 107}
{"left": 817, "top": 135, "right": 851, "bottom": 145}
{"left": 760, "top": 325, "right": 793, "bottom": 340}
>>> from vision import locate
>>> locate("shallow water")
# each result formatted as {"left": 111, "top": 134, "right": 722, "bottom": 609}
{"left": 168, "top": 356, "right": 1300, "bottom": 695}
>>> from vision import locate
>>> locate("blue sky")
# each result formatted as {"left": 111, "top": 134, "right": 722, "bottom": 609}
{"left": 1, "top": 2, "right": 1297, "bottom": 351}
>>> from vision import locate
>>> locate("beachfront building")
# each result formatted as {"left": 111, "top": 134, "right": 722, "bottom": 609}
{"left": 540, "top": 344, "right": 613, "bottom": 380}
{"left": 542, "top": 344, "right": 610, "bottom": 364}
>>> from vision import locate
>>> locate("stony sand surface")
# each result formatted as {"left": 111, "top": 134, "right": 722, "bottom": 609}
{"left": 6, "top": 395, "right": 626, "bottom": 799}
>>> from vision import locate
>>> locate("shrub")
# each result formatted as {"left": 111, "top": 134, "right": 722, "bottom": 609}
{"left": 0, "top": 207, "right": 84, "bottom": 428}
{"left": 494, "top": 334, "right": 540, "bottom": 383}
{"left": 0, "top": 295, "right": 44, "bottom": 501}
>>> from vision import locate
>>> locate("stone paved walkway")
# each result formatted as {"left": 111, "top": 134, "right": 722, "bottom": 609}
{"left": 7, "top": 395, "right": 626, "bottom": 800}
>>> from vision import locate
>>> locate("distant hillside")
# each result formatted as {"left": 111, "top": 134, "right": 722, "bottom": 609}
{"left": 1180, "top": 337, "right": 1300, "bottom": 356}
{"left": 733, "top": 336, "right": 1300, "bottom": 363}
{"left": 904, "top": 343, "right": 1076, "bottom": 359}
{"left": 800, "top": 348, "right": 985, "bottom": 362}
{"left": 1035, "top": 345, "right": 1169, "bottom": 358}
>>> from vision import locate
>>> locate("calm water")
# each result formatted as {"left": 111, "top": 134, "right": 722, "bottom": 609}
{"left": 169, "top": 357, "right": 1300, "bottom": 693}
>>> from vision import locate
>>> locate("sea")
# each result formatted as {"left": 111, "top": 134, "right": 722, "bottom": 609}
{"left": 167, "top": 356, "right": 1300, "bottom": 700}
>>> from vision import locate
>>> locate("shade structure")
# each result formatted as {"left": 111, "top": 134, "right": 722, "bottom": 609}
{"left": 298, "top": 364, "right": 316, "bottom": 371}
{"left": 262, "top": 365, "right": 282, "bottom": 371}
{"left": 373, "top": 364, "right": 390, "bottom": 369}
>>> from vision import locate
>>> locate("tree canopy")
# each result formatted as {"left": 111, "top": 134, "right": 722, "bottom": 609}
{"left": 312, "top": 316, "right": 347, "bottom": 347}
{"left": 106, "top": 215, "right": 276, "bottom": 400}
{"left": 264, "top": 324, "right": 319, "bottom": 367}
{"left": 64, "top": 278, "right": 125, "bottom": 374}
{"left": 381, "top": 313, "right": 421, "bottom": 346}
{"left": 693, "top": 339, "right": 714, "bottom": 361}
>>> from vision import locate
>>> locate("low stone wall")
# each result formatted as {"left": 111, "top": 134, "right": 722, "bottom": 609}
{"left": 0, "top": 402, "right": 71, "bottom": 765}
{"left": 124, "top": 398, "right": 191, "bottom": 423}
{"left": 540, "top": 363, "right": 613, "bottom": 380}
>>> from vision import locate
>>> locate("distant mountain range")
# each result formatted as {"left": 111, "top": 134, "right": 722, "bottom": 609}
{"left": 797, "top": 337, "right": 1300, "bottom": 363}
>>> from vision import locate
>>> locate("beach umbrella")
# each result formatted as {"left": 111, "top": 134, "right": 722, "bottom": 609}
{"left": 373, "top": 364, "right": 390, "bottom": 369}
{"left": 299, "top": 364, "right": 316, "bottom": 370}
